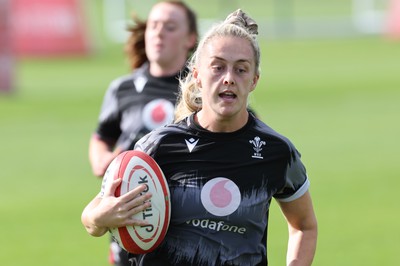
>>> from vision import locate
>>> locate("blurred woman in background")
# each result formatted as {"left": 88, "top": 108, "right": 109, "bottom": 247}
{"left": 88, "top": 1, "right": 198, "bottom": 265}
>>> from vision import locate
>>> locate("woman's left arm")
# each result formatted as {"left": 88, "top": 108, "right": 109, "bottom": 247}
{"left": 277, "top": 191, "right": 318, "bottom": 266}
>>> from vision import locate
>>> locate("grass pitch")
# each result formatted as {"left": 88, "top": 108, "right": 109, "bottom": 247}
{"left": 1, "top": 6, "right": 399, "bottom": 266}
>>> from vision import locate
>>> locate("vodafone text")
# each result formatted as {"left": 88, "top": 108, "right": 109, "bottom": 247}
{"left": 137, "top": 175, "right": 154, "bottom": 232}
{"left": 186, "top": 219, "right": 247, "bottom": 234}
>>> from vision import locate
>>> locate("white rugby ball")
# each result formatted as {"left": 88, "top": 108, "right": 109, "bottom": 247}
{"left": 103, "top": 150, "right": 171, "bottom": 254}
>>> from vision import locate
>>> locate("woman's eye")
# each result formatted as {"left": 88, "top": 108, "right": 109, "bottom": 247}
{"left": 236, "top": 66, "right": 248, "bottom": 74}
{"left": 165, "top": 23, "right": 177, "bottom": 32}
{"left": 212, "top": 65, "right": 223, "bottom": 71}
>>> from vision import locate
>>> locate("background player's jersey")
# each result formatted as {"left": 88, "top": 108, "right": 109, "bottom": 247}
{"left": 95, "top": 62, "right": 181, "bottom": 150}
{"left": 134, "top": 113, "right": 310, "bottom": 266}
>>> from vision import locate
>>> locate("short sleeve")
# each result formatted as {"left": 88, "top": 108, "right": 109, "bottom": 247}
{"left": 274, "top": 150, "right": 310, "bottom": 202}
{"left": 95, "top": 79, "right": 122, "bottom": 142}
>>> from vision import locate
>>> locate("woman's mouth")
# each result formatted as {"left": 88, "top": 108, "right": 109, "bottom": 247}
{"left": 219, "top": 91, "right": 237, "bottom": 99}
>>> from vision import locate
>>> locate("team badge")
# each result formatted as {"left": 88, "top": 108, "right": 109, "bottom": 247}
{"left": 249, "top": 136, "right": 266, "bottom": 159}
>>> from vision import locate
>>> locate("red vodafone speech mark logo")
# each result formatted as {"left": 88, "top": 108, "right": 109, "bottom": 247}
{"left": 152, "top": 103, "right": 166, "bottom": 123}
{"left": 201, "top": 177, "right": 241, "bottom": 217}
{"left": 142, "top": 99, "right": 174, "bottom": 130}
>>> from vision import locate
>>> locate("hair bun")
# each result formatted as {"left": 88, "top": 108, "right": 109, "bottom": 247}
{"left": 224, "top": 9, "right": 258, "bottom": 35}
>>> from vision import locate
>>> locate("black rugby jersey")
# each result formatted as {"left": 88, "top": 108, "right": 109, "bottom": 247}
{"left": 95, "top": 62, "right": 182, "bottom": 150}
{"left": 134, "top": 113, "right": 310, "bottom": 266}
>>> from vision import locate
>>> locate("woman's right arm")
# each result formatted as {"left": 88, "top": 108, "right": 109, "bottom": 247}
{"left": 81, "top": 195, "right": 109, "bottom": 237}
{"left": 89, "top": 81, "right": 122, "bottom": 177}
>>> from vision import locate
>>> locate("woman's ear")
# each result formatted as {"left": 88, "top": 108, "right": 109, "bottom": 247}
{"left": 193, "top": 68, "right": 202, "bottom": 88}
{"left": 186, "top": 33, "right": 197, "bottom": 51}
{"left": 250, "top": 74, "right": 259, "bottom": 92}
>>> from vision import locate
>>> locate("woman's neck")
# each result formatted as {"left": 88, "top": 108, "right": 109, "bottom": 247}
{"left": 195, "top": 110, "right": 249, "bottom": 133}
{"left": 149, "top": 58, "right": 186, "bottom": 77}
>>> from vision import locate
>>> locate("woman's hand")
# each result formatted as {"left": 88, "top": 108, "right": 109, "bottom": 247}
{"left": 96, "top": 178, "right": 152, "bottom": 228}
{"left": 81, "top": 178, "right": 152, "bottom": 236}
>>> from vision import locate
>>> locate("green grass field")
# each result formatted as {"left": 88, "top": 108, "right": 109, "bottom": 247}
{"left": 1, "top": 1, "right": 400, "bottom": 265}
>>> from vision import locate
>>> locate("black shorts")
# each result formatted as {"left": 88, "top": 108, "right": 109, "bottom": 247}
{"left": 109, "top": 237, "right": 142, "bottom": 266}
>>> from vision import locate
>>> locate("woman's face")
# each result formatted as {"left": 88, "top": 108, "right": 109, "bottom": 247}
{"left": 145, "top": 3, "right": 195, "bottom": 69}
{"left": 194, "top": 36, "right": 259, "bottom": 124}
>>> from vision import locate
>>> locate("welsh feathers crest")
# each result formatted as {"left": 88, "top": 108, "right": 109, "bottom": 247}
{"left": 249, "top": 136, "right": 266, "bottom": 159}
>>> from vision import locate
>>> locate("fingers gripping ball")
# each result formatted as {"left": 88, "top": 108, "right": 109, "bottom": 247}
{"left": 102, "top": 150, "right": 171, "bottom": 254}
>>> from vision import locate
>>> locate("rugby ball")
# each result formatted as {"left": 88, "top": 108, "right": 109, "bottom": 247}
{"left": 103, "top": 150, "right": 171, "bottom": 254}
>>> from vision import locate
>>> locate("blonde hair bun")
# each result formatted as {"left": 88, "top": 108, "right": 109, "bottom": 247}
{"left": 224, "top": 9, "right": 258, "bottom": 36}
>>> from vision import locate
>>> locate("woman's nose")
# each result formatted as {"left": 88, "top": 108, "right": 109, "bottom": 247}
{"left": 223, "top": 80, "right": 234, "bottom": 85}
{"left": 223, "top": 73, "right": 235, "bottom": 85}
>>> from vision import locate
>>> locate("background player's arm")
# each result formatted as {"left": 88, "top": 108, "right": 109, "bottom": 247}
{"left": 277, "top": 191, "right": 318, "bottom": 266}
{"left": 89, "top": 134, "right": 122, "bottom": 177}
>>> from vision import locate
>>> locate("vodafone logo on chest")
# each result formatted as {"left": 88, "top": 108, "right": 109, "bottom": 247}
{"left": 186, "top": 177, "right": 246, "bottom": 235}
{"left": 142, "top": 99, "right": 174, "bottom": 130}
{"left": 200, "top": 177, "right": 241, "bottom": 217}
